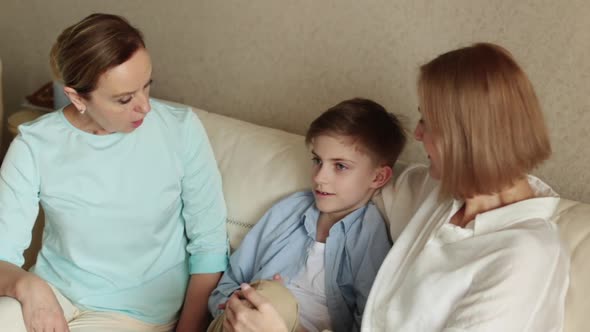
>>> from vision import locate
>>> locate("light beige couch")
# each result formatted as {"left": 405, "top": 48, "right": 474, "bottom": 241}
{"left": 0, "top": 58, "right": 587, "bottom": 328}
{"left": 191, "top": 104, "right": 589, "bottom": 332}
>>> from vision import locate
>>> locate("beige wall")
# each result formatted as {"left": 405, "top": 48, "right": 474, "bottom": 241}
{"left": 1, "top": 0, "right": 589, "bottom": 202}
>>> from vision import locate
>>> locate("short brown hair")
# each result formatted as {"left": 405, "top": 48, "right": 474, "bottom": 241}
{"left": 50, "top": 13, "right": 145, "bottom": 98}
{"left": 305, "top": 98, "right": 407, "bottom": 167}
{"left": 418, "top": 43, "right": 551, "bottom": 199}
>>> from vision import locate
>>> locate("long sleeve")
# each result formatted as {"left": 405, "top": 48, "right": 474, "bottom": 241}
{"left": 0, "top": 136, "right": 40, "bottom": 267}
{"left": 443, "top": 225, "right": 569, "bottom": 332}
{"left": 208, "top": 192, "right": 314, "bottom": 317}
{"left": 207, "top": 205, "right": 280, "bottom": 317}
{"left": 351, "top": 208, "right": 392, "bottom": 332}
{"left": 181, "top": 111, "right": 229, "bottom": 274}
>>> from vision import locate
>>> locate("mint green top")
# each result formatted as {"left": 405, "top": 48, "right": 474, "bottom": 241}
{"left": 0, "top": 99, "right": 228, "bottom": 324}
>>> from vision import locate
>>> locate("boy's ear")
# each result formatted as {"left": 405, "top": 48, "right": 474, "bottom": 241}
{"left": 371, "top": 165, "right": 393, "bottom": 189}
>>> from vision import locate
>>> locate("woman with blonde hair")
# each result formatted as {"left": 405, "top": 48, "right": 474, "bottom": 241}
{"left": 222, "top": 43, "right": 569, "bottom": 332}
{"left": 0, "top": 14, "right": 227, "bottom": 332}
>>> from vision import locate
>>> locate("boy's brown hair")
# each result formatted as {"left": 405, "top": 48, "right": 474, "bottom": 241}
{"left": 305, "top": 98, "right": 407, "bottom": 167}
{"left": 418, "top": 43, "right": 551, "bottom": 199}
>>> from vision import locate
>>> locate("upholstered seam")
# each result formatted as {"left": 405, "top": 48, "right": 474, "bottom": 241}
{"left": 227, "top": 218, "right": 254, "bottom": 229}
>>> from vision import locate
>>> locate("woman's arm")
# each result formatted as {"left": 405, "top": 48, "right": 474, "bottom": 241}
{"left": 176, "top": 111, "right": 229, "bottom": 331}
{"left": 0, "top": 261, "right": 69, "bottom": 332}
{"left": 176, "top": 272, "right": 222, "bottom": 332}
{"left": 0, "top": 137, "right": 68, "bottom": 330}
{"left": 0, "top": 260, "right": 32, "bottom": 300}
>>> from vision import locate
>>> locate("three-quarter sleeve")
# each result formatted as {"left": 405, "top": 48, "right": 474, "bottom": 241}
{"left": 0, "top": 136, "right": 41, "bottom": 267}
{"left": 180, "top": 111, "right": 228, "bottom": 274}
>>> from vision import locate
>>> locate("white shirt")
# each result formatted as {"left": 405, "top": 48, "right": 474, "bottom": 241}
{"left": 362, "top": 164, "right": 570, "bottom": 332}
{"left": 287, "top": 241, "right": 332, "bottom": 332}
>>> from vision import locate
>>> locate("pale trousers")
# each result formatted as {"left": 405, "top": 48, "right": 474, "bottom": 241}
{"left": 207, "top": 280, "right": 299, "bottom": 332}
{"left": 0, "top": 285, "right": 176, "bottom": 332}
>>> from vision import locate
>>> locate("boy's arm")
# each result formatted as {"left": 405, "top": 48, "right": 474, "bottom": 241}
{"left": 208, "top": 206, "right": 279, "bottom": 317}
{"left": 209, "top": 191, "right": 311, "bottom": 317}
{"left": 352, "top": 210, "right": 392, "bottom": 331}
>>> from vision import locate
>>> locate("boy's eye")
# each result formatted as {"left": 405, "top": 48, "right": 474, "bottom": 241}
{"left": 335, "top": 163, "right": 348, "bottom": 171}
{"left": 311, "top": 157, "right": 321, "bottom": 165}
{"left": 119, "top": 96, "right": 133, "bottom": 105}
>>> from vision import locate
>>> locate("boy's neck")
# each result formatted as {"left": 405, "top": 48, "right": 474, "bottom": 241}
{"left": 313, "top": 188, "right": 377, "bottom": 242}
{"left": 315, "top": 213, "right": 341, "bottom": 243}
{"left": 315, "top": 199, "right": 372, "bottom": 242}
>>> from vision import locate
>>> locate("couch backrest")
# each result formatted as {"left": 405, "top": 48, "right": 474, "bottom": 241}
{"left": 0, "top": 58, "right": 4, "bottom": 154}
{"left": 192, "top": 107, "right": 311, "bottom": 249}
{"left": 189, "top": 104, "right": 589, "bottom": 332}
{"left": 554, "top": 199, "right": 590, "bottom": 332}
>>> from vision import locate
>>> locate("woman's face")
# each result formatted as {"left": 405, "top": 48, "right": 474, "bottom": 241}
{"left": 414, "top": 109, "right": 442, "bottom": 180}
{"left": 77, "top": 48, "right": 153, "bottom": 134}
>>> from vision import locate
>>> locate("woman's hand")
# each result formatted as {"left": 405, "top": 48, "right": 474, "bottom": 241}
{"left": 218, "top": 274, "right": 285, "bottom": 311}
{"left": 223, "top": 283, "right": 289, "bottom": 332}
{"left": 17, "top": 274, "right": 69, "bottom": 332}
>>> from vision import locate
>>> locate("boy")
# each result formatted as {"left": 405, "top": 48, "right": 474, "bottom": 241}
{"left": 208, "top": 98, "right": 406, "bottom": 332}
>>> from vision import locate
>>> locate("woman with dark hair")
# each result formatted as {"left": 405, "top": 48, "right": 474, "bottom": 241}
{"left": 0, "top": 14, "right": 227, "bottom": 331}
{"left": 222, "top": 43, "right": 569, "bottom": 332}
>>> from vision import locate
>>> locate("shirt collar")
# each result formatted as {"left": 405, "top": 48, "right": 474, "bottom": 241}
{"left": 301, "top": 201, "right": 369, "bottom": 237}
{"left": 470, "top": 175, "right": 560, "bottom": 235}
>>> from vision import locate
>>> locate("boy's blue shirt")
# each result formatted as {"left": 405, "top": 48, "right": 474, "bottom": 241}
{"left": 209, "top": 191, "right": 392, "bottom": 332}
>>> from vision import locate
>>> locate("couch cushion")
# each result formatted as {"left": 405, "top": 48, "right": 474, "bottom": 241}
{"left": 554, "top": 199, "right": 590, "bottom": 332}
{"left": 192, "top": 108, "right": 311, "bottom": 249}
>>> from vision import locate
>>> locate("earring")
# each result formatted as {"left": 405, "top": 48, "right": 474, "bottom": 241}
{"left": 78, "top": 107, "right": 86, "bottom": 114}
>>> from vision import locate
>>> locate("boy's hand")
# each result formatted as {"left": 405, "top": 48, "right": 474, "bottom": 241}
{"left": 218, "top": 288, "right": 254, "bottom": 310}
{"left": 271, "top": 274, "right": 285, "bottom": 284}
{"left": 219, "top": 274, "right": 284, "bottom": 310}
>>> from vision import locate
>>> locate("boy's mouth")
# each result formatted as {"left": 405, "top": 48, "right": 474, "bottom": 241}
{"left": 315, "top": 190, "right": 334, "bottom": 196}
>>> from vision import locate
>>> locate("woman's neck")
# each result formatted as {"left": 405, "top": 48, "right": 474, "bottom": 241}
{"left": 451, "top": 177, "right": 535, "bottom": 228}
{"left": 63, "top": 104, "right": 110, "bottom": 135}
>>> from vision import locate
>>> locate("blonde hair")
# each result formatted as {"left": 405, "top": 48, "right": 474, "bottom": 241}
{"left": 50, "top": 13, "right": 145, "bottom": 98}
{"left": 418, "top": 43, "right": 551, "bottom": 199}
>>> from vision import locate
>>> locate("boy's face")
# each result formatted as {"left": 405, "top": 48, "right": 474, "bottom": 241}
{"left": 310, "top": 134, "right": 388, "bottom": 222}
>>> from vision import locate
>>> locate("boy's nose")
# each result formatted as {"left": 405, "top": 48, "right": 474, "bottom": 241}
{"left": 313, "top": 167, "right": 328, "bottom": 184}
